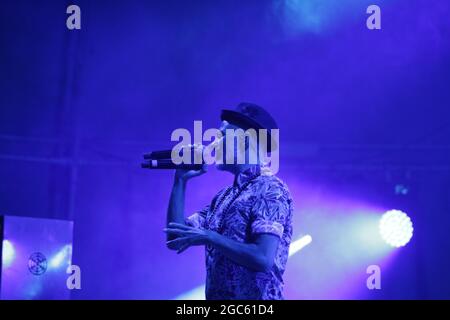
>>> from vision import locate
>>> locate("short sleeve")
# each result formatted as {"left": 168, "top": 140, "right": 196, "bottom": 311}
{"left": 185, "top": 205, "right": 210, "bottom": 229}
{"left": 251, "top": 184, "right": 290, "bottom": 239}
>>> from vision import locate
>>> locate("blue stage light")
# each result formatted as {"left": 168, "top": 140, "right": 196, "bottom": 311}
{"left": 379, "top": 210, "right": 413, "bottom": 247}
{"left": 49, "top": 244, "right": 72, "bottom": 269}
{"left": 2, "top": 239, "right": 15, "bottom": 268}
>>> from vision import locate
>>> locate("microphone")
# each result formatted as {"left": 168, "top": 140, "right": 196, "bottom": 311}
{"left": 141, "top": 159, "right": 204, "bottom": 170}
{"left": 141, "top": 146, "right": 205, "bottom": 170}
{"left": 143, "top": 149, "right": 173, "bottom": 160}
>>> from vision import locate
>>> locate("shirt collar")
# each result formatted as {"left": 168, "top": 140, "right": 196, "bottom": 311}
{"left": 234, "top": 165, "right": 261, "bottom": 189}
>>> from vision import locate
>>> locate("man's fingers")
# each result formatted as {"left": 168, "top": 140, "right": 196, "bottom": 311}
{"left": 177, "top": 243, "right": 191, "bottom": 254}
{"left": 166, "top": 237, "right": 190, "bottom": 246}
{"left": 163, "top": 228, "right": 196, "bottom": 236}
{"left": 168, "top": 222, "right": 192, "bottom": 230}
{"left": 200, "top": 165, "right": 208, "bottom": 174}
{"left": 167, "top": 237, "right": 192, "bottom": 253}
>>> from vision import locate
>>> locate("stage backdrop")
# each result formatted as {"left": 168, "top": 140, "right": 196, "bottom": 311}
{"left": 1, "top": 0, "right": 450, "bottom": 299}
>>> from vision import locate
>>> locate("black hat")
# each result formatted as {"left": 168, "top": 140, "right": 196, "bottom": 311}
{"left": 220, "top": 102, "right": 278, "bottom": 152}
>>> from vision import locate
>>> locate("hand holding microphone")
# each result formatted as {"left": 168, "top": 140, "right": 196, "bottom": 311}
{"left": 141, "top": 144, "right": 208, "bottom": 179}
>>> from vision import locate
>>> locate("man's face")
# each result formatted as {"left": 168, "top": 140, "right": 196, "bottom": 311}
{"left": 216, "top": 120, "right": 236, "bottom": 171}
{"left": 215, "top": 120, "right": 240, "bottom": 172}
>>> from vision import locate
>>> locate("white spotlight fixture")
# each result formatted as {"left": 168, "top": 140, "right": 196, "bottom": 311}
{"left": 379, "top": 210, "right": 413, "bottom": 247}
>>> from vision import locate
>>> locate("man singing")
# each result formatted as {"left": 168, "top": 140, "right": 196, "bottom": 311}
{"left": 164, "top": 103, "right": 293, "bottom": 300}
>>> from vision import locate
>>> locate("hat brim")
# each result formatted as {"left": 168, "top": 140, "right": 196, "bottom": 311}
{"left": 220, "top": 109, "right": 278, "bottom": 152}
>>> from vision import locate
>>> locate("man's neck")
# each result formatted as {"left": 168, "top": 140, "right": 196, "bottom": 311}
{"left": 232, "top": 164, "right": 255, "bottom": 176}
{"left": 230, "top": 164, "right": 261, "bottom": 187}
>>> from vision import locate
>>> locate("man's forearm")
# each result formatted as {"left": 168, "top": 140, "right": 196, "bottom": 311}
{"left": 166, "top": 178, "right": 187, "bottom": 241}
{"left": 208, "top": 231, "right": 273, "bottom": 272}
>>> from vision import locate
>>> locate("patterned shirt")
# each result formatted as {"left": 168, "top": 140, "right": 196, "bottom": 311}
{"left": 186, "top": 166, "right": 293, "bottom": 300}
